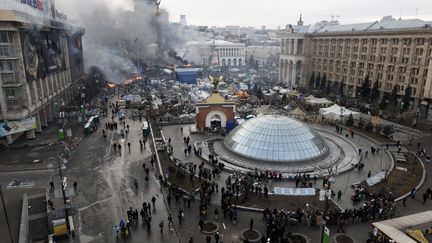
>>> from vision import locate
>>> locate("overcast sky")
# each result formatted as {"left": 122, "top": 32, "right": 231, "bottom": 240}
{"left": 160, "top": 0, "right": 432, "bottom": 28}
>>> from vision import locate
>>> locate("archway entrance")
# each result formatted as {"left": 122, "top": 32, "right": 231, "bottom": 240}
{"left": 210, "top": 114, "right": 222, "bottom": 130}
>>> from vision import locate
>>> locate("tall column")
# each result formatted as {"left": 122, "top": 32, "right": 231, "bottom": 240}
{"left": 39, "top": 108, "right": 48, "bottom": 128}
{"left": 294, "top": 39, "right": 298, "bottom": 56}
{"left": 291, "top": 63, "right": 297, "bottom": 88}
{"left": 299, "top": 64, "right": 304, "bottom": 87}
{"left": 38, "top": 79, "right": 45, "bottom": 99}
{"left": 284, "top": 61, "right": 289, "bottom": 85}
{"left": 288, "top": 40, "right": 292, "bottom": 55}
{"left": 287, "top": 63, "right": 292, "bottom": 87}
{"left": 279, "top": 59, "right": 283, "bottom": 82}
{"left": 46, "top": 104, "right": 53, "bottom": 123}
{"left": 35, "top": 112, "right": 42, "bottom": 132}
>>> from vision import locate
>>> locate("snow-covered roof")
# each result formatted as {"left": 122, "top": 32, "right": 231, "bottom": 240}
{"left": 286, "top": 16, "right": 432, "bottom": 35}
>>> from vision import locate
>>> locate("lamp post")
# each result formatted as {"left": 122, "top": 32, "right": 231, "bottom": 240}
{"left": 340, "top": 107, "right": 345, "bottom": 124}
{"left": 48, "top": 157, "right": 70, "bottom": 236}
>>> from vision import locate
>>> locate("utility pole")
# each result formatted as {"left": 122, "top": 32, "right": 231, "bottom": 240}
{"left": 0, "top": 184, "right": 14, "bottom": 243}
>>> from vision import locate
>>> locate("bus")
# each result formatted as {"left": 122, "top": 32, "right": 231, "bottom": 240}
{"left": 142, "top": 121, "right": 150, "bottom": 137}
{"left": 84, "top": 116, "right": 99, "bottom": 135}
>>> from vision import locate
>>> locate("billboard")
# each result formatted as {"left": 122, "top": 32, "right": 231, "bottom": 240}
{"left": 19, "top": 28, "right": 67, "bottom": 82}
{"left": 0, "top": 117, "right": 36, "bottom": 137}
{"left": 175, "top": 68, "right": 201, "bottom": 84}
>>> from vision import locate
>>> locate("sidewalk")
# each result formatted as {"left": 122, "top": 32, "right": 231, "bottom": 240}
{"left": 0, "top": 121, "right": 85, "bottom": 172}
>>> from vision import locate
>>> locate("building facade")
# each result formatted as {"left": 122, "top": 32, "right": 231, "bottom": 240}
{"left": 184, "top": 39, "right": 245, "bottom": 67}
{"left": 279, "top": 16, "right": 432, "bottom": 117}
{"left": 0, "top": 1, "right": 85, "bottom": 144}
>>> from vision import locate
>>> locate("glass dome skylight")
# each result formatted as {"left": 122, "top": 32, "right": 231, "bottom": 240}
{"left": 224, "top": 115, "right": 329, "bottom": 163}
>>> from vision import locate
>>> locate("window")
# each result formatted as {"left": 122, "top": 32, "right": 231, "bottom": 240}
{"left": 415, "top": 48, "right": 424, "bottom": 56}
{"left": 3, "top": 87, "right": 19, "bottom": 98}
{"left": 381, "top": 39, "right": 388, "bottom": 45}
{"left": 0, "top": 61, "right": 18, "bottom": 84}
{"left": 391, "top": 38, "right": 399, "bottom": 45}
{"left": 402, "top": 48, "right": 410, "bottom": 55}
{"left": 416, "top": 38, "right": 425, "bottom": 45}
{"left": 380, "top": 47, "right": 387, "bottom": 53}
{"left": 403, "top": 38, "right": 411, "bottom": 45}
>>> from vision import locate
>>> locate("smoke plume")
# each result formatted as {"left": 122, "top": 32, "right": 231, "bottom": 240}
{"left": 57, "top": 0, "right": 184, "bottom": 82}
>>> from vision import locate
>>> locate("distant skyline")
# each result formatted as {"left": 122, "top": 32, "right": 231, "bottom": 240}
{"left": 160, "top": 0, "right": 432, "bottom": 28}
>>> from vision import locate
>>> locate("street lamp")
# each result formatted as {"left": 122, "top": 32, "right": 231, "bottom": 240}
{"left": 47, "top": 157, "right": 71, "bottom": 236}
{"left": 340, "top": 107, "right": 345, "bottom": 124}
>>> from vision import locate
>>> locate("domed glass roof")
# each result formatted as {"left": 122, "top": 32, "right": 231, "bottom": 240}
{"left": 224, "top": 115, "right": 328, "bottom": 163}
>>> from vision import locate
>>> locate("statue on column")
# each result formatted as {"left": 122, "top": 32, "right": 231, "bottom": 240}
{"left": 209, "top": 75, "right": 223, "bottom": 91}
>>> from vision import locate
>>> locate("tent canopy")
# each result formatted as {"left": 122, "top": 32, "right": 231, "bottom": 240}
{"left": 289, "top": 107, "right": 306, "bottom": 117}
{"left": 306, "top": 97, "right": 333, "bottom": 106}
{"left": 319, "top": 104, "right": 360, "bottom": 120}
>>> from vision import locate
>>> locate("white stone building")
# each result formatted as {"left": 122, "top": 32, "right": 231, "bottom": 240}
{"left": 184, "top": 40, "right": 245, "bottom": 67}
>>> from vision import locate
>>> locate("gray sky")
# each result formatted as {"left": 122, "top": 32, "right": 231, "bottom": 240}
{"left": 160, "top": 0, "right": 432, "bottom": 28}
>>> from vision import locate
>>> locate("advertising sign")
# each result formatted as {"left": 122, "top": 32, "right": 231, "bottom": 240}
{"left": 21, "top": 0, "right": 43, "bottom": 11}
{"left": 0, "top": 117, "right": 36, "bottom": 137}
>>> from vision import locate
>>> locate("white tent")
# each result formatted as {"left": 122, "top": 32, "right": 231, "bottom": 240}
{"left": 306, "top": 97, "right": 334, "bottom": 107}
{"left": 289, "top": 107, "right": 306, "bottom": 120}
{"left": 319, "top": 104, "right": 360, "bottom": 121}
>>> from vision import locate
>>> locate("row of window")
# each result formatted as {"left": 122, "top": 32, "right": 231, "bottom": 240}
{"left": 315, "top": 72, "right": 420, "bottom": 95}
{"left": 216, "top": 48, "right": 244, "bottom": 57}
{"left": 311, "top": 37, "right": 431, "bottom": 47}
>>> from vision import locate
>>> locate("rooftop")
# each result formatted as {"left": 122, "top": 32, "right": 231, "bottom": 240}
{"left": 285, "top": 16, "right": 432, "bottom": 35}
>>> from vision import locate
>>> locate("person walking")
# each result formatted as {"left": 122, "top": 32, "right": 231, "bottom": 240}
{"left": 178, "top": 208, "right": 184, "bottom": 224}
{"left": 205, "top": 235, "right": 211, "bottom": 243}
{"left": 152, "top": 196, "right": 157, "bottom": 208}
{"left": 188, "top": 237, "right": 193, "bottom": 243}
{"left": 49, "top": 181, "right": 55, "bottom": 191}
{"left": 337, "top": 190, "right": 342, "bottom": 201}
{"left": 214, "top": 208, "right": 219, "bottom": 219}
{"left": 167, "top": 214, "right": 174, "bottom": 230}
{"left": 128, "top": 142, "right": 131, "bottom": 151}
{"left": 337, "top": 218, "right": 345, "bottom": 233}
{"left": 215, "top": 232, "right": 220, "bottom": 243}
{"left": 423, "top": 193, "right": 428, "bottom": 204}
{"left": 249, "top": 218, "right": 254, "bottom": 231}
{"left": 73, "top": 180, "right": 78, "bottom": 192}
{"left": 199, "top": 219, "right": 204, "bottom": 231}
{"left": 159, "top": 220, "right": 164, "bottom": 233}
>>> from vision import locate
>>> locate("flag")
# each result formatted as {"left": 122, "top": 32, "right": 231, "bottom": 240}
{"left": 134, "top": 38, "right": 138, "bottom": 43}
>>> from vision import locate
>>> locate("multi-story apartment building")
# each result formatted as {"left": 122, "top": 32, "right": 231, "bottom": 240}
{"left": 279, "top": 16, "right": 432, "bottom": 118}
{"left": 0, "top": 1, "right": 85, "bottom": 144}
